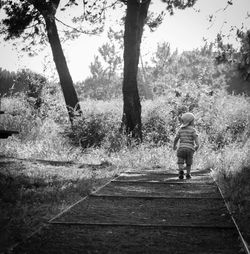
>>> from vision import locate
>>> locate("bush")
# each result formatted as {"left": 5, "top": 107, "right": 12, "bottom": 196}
{"left": 197, "top": 93, "right": 249, "bottom": 149}
{"left": 65, "top": 100, "right": 122, "bottom": 149}
{"left": 142, "top": 100, "right": 173, "bottom": 145}
{"left": 68, "top": 113, "right": 113, "bottom": 148}
{"left": 211, "top": 140, "right": 250, "bottom": 213}
{"left": 0, "top": 95, "right": 41, "bottom": 140}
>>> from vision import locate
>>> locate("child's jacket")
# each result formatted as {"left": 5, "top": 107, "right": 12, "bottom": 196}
{"left": 175, "top": 126, "right": 198, "bottom": 151}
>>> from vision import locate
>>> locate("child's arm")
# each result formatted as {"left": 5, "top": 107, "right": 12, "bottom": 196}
{"left": 194, "top": 136, "right": 200, "bottom": 151}
{"left": 173, "top": 135, "right": 179, "bottom": 150}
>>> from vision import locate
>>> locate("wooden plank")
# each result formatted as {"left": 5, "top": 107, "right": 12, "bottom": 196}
{"left": 11, "top": 225, "right": 241, "bottom": 254}
{"left": 90, "top": 193, "right": 223, "bottom": 200}
{"left": 52, "top": 195, "right": 232, "bottom": 228}
{"left": 111, "top": 180, "right": 215, "bottom": 185}
{"left": 49, "top": 221, "right": 234, "bottom": 230}
{"left": 97, "top": 180, "right": 221, "bottom": 198}
{"left": 125, "top": 169, "right": 211, "bottom": 175}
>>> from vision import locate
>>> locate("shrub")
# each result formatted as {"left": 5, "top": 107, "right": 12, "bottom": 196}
{"left": 142, "top": 103, "right": 173, "bottom": 144}
{"left": 14, "top": 69, "right": 46, "bottom": 99}
{"left": 198, "top": 93, "right": 250, "bottom": 149}
{"left": 65, "top": 100, "right": 122, "bottom": 149}
{"left": 68, "top": 113, "right": 112, "bottom": 148}
{"left": 0, "top": 95, "right": 41, "bottom": 140}
{"left": 102, "top": 128, "right": 129, "bottom": 153}
{"left": 210, "top": 140, "right": 250, "bottom": 217}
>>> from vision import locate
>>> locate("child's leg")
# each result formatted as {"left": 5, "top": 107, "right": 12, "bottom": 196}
{"left": 186, "top": 165, "right": 191, "bottom": 178}
{"left": 186, "top": 150, "right": 194, "bottom": 178}
{"left": 178, "top": 164, "right": 184, "bottom": 179}
{"left": 186, "top": 165, "right": 191, "bottom": 175}
{"left": 178, "top": 163, "right": 185, "bottom": 172}
{"left": 177, "top": 149, "right": 185, "bottom": 179}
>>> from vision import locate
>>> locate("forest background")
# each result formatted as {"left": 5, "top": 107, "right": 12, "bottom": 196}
{"left": 0, "top": 0, "right": 250, "bottom": 252}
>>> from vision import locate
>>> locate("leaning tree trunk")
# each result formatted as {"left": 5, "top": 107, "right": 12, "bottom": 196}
{"left": 44, "top": 15, "right": 81, "bottom": 124}
{"left": 122, "top": 0, "right": 151, "bottom": 142}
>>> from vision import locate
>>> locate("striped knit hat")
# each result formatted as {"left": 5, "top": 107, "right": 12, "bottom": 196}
{"left": 180, "top": 112, "right": 195, "bottom": 128}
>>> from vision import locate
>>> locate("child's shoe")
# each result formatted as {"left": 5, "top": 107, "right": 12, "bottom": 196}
{"left": 178, "top": 171, "right": 184, "bottom": 179}
{"left": 186, "top": 173, "right": 192, "bottom": 179}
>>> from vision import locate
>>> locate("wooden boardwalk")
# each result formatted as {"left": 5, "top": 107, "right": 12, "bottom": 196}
{"left": 12, "top": 169, "right": 249, "bottom": 253}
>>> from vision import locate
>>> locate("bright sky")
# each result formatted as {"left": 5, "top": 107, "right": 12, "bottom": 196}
{"left": 0, "top": 0, "right": 249, "bottom": 82}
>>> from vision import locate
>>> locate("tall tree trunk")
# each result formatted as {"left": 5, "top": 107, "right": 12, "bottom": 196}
{"left": 44, "top": 15, "right": 81, "bottom": 124}
{"left": 122, "top": 0, "right": 151, "bottom": 142}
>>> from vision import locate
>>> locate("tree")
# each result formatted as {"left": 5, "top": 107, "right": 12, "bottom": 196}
{"left": 237, "top": 30, "right": 250, "bottom": 81}
{"left": 215, "top": 29, "right": 250, "bottom": 95}
{"left": 76, "top": 28, "right": 123, "bottom": 100}
{"left": 122, "top": 0, "right": 150, "bottom": 142}
{"left": 151, "top": 42, "right": 172, "bottom": 80}
{"left": 216, "top": 29, "right": 250, "bottom": 81}
{"left": 122, "top": 0, "right": 197, "bottom": 141}
{"left": 83, "top": 55, "right": 113, "bottom": 100}
{"left": 0, "top": 0, "right": 81, "bottom": 123}
{"left": 98, "top": 28, "right": 123, "bottom": 80}
{"left": 15, "top": 69, "right": 47, "bottom": 109}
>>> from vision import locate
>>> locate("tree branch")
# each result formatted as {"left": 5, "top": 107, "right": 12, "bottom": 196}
{"left": 55, "top": 17, "right": 102, "bottom": 35}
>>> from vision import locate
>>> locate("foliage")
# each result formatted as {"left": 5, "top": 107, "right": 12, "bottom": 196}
{"left": 142, "top": 99, "right": 173, "bottom": 145}
{"left": 161, "top": 0, "right": 197, "bottom": 15}
{"left": 215, "top": 28, "right": 250, "bottom": 81}
{"left": 64, "top": 99, "right": 122, "bottom": 148}
{"left": 67, "top": 113, "right": 113, "bottom": 148}
{"left": 0, "top": 68, "right": 47, "bottom": 105}
{"left": 209, "top": 140, "right": 250, "bottom": 228}
{"left": 0, "top": 0, "right": 47, "bottom": 55}
{"left": 10, "top": 69, "right": 47, "bottom": 112}
{"left": 2, "top": 88, "right": 248, "bottom": 169}
{"left": 237, "top": 30, "right": 250, "bottom": 81}
{"left": 0, "top": 68, "right": 16, "bottom": 96}
{"left": 14, "top": 69, "right": 46, "bottom": 97}
{"left": 78, "top": 41, "right": 239, "bottom": 100}
{"left": 150, "top": 43, "right": 229, "bottom": 97}
{"left": 1, "top": 64, "right": 249, "bottom": 153}
{"left": 76, "top": 28, "right": 123, "bottom": 100}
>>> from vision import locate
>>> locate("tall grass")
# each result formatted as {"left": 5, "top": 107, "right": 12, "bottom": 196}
{"left": 1, "top": 90, "right": 249, "bottom": 167}
{"left": 0, "top": 89, "right": 249, "bottom": 193}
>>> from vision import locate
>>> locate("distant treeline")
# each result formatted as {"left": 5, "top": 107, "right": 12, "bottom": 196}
{"left": 0, "top": 68, "right": 46, "bottom": 98}
{"left": 1, "top": 43, "right": 250, "bottom": 101}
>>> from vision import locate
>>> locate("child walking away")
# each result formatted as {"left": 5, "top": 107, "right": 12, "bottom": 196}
{"left": 173, "top": 112, "right": 200, "bottom": 179}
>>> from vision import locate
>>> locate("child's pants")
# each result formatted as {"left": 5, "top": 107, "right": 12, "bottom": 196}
{"left": 177, "top": 148, "right": 194, "bottom": 167}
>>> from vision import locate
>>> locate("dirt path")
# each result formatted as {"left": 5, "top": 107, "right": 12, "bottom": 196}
{"left": 11, "top": 169, "right": 247, "bottom": 253}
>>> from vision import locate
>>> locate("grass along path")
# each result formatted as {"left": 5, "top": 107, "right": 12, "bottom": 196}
{"left": 0, "top": 156, "right": 121, "bottom": 253}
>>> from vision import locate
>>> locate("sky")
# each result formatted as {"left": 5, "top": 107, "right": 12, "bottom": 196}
{"left": 0, "top": 0, "right": 250, "bottom": 82}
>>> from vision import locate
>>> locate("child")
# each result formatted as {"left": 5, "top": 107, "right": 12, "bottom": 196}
{"left": 173, "top": 112, "right": 199, "bottom": 179}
